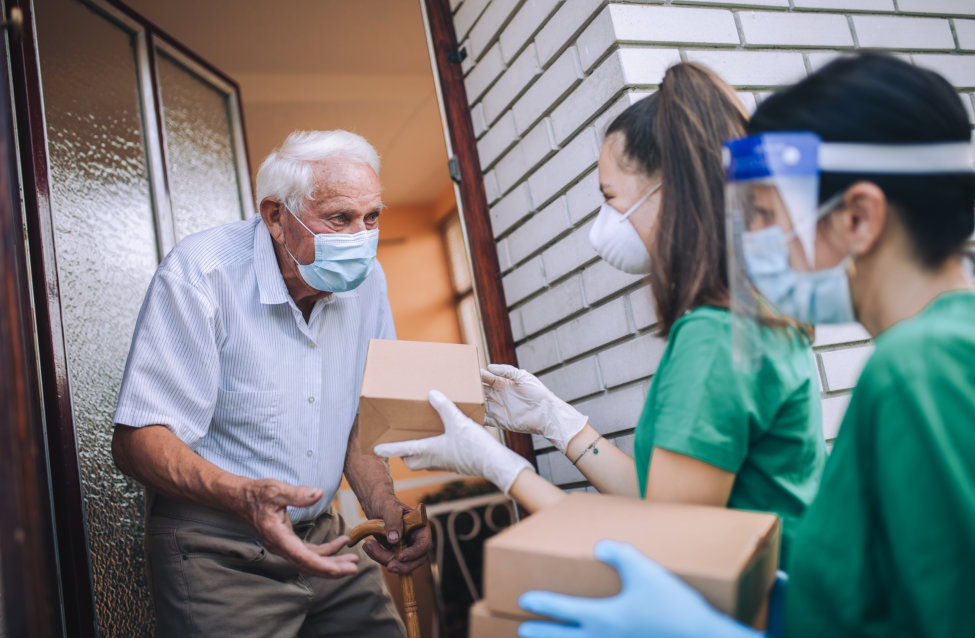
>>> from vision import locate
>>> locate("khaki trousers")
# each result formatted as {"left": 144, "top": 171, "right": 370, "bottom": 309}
{"left": 145, "top": 495, "right": 406, "bottom": 638}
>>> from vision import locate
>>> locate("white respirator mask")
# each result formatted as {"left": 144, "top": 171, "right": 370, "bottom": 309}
{"left": 588, "top": 183, "right": 660, "bottom": 274}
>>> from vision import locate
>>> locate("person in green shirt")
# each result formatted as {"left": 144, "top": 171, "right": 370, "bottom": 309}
{"left": 374, "top": 62, "right": 825, "bottom": 566}
{"left": 502, "top": 53, "right": 975, "bottom": 638}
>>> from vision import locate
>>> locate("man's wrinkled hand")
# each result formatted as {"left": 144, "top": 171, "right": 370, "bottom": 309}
{"left": 237, "top": 478, "right": 359, "bottom": 578}
{"left": 360, "top": 500, "right": 433, "bottom": 575}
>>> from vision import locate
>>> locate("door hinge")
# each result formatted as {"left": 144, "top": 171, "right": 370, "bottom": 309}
{"left": 447, "top": 47, "right": 468, "bottom": 64}
{"left": 448, "top": 156, "right": 462, "bottom": 183}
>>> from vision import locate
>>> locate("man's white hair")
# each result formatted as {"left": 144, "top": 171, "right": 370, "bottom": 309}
{"left": 256, "top": 130, "right": 381, "bottom": 216}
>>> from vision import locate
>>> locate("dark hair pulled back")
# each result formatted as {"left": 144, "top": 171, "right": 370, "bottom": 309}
{"left": 749, "top": 53, "right": 975, "bottom": 268}
{"left": 606, "top": 62, "right": 748, "bottom": 336}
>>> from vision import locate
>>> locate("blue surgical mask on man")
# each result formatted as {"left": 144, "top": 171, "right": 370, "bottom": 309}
{"left": 284, "top": 207, "right": 379, "bottom": 293}
{"left": 741, "top": 223, "right": 855, "bottom": 325}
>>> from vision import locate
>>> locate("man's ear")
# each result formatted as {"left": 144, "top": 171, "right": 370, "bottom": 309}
{"left": 840, "top": 181, "right": 888, "bottom": 258}
{"left": 260, "top": 198, "right": 285, "bottom": 243}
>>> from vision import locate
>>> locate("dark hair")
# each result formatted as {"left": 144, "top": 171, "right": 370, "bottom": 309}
{"left": 749, "top": 53, "right": 975, "bottom": 268}
{"left": 606, "top": 62, "right": 748, "bottom": 336}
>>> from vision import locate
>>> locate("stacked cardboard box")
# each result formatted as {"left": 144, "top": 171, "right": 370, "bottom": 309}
{"left": 470, "top": 493, "right": 780, "bottom": 637}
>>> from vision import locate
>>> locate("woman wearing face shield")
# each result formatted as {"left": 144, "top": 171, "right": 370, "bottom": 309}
{"left": 489, "top": 53, "right": 975, "bottom": 638}
{"left": 375, "top": 62, "right": 826, "bottom": 565}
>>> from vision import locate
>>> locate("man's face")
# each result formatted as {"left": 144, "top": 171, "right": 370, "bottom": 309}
{"left": 284, "top": 158, "right": 383, "bottom": 266}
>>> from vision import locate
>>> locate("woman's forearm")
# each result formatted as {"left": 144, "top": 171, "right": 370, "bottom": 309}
{"left": 564, "top": 424, "right": 641, "bottom": 497}
{"left": 508, "top": 469, "right": 568, "bottom": 513}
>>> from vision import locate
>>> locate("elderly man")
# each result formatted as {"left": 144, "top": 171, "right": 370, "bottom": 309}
{"left": 112, "top": 130, "right": 429, "bottom": 637}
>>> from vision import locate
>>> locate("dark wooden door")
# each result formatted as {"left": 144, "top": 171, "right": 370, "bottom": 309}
{"left": 3, "top": 0, "right": 252, "bottom": 635}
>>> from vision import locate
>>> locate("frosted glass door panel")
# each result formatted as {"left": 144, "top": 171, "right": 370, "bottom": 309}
{"left": 157, "top": 50, "right": 245, "bottom": 240}
{"left": 35, "top": 0, "right": 157, "bottom": 634}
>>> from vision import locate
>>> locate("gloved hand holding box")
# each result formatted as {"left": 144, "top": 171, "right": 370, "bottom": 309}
{"left": 481, "top": 493, "right": 779, "bottom": 629}
{"left": 358, "top": 339, "right": 485, "bottom": 454}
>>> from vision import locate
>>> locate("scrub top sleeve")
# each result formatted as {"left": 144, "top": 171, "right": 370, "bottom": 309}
{"left": 870, "top": 374, "right": 975, "bottom": 637}
{"left": 651, "top": 318, "right": 750, "bottom": 473}
{"left": 113, "top": 272, "right": 220, "bottom": 448}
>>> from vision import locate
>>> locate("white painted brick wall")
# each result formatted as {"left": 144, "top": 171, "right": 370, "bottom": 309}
{"left": 913, "top": 54, "right": 975, "bottom": 87}
{"left": 527, "top": 127, "right": 600, "bottom": 207}
{"left": 512, "top": 47, "right": 583, "bottom": 134}
{"left": 685, "top": 49, "right": 808, "bottom": 86}
{"left": 677, "top": 0, "right": 788, "bottom": 8}
{"left": 739, "top": 11, "right": 854, "bottom": 47}
{"left": 534, "top": 0, "right": 602, "bottom": 67}
{"left": 538, "top": 354, "right": 602, "bottom": 402}
{"left": 502, "top": 257, "right": 546, "bottom": 306}
{"left": 819, "top": 346, "right": 875, "bottom": 392}
{"left": 494, "top": 118, "right": 557, "bottom": 195}
{"left": 489, "top": 183, "right": 532, "bottom": 238}
{"left": 467, "top": 0, "right": 514, "bottom": 60}
{"left": 792, "top": 0, "right": 893, "bottom": 10}
{"left": 515, "top": 329, "right": 561, "bottom": 374}
{"left": 628, "top": 285, "right": 658, "bottom": 330}
{"left": 541, "top": 221, "right": 598, "bottom": 282}
{"left": 520, "top": 276, "right": 585, "bottom": 336}
{"left": 898, "top": 0, "right": 974, "bottom": 17}
{"left": 499, "top": 0, "right": 562, "bottom": 64}
{"left": 450, "top": 0, "right": 975, "bottom": 488}
{"left": 482, "top": 44, "right": 542, "bottom": 126}
{"left": 556, "top": 296, "right": 631, "bottom": 360}
{"left": 956, "top": 19, "right": 975, "bottom": 51}
{"left": 853, "top": 15, "right": 955, "bottom": 50}
{"left": 476, "top": 110, "right": 518, "bottom": 169}
{"left": 464, "top": 42, "right": 504, "bottom": 102}
{"left": 598, "top": 332, "right": 668, "bottom": 388}
{"left": 506, "top": 195, "right": 570, "bottom": 264}
{"left": 575, "top": 382, "right": 649, "bottom": 435}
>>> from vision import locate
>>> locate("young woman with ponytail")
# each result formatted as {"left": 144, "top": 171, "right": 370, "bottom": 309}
{"left": 376, "top": 63, "right": 826, "bottom": 566}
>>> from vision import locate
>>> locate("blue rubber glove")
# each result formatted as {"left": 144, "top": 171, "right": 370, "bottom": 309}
{"left": 767, "top": 571, "right": 788, "bottom": 638}
{"left": 517, "top": 540, "right": 763, "bottom": 638}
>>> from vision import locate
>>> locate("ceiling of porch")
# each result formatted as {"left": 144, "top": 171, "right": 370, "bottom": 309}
{"left": 122, "top": 0, "right": 452, "bottom": 208}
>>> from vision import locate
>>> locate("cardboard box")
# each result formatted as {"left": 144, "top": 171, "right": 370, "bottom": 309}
{"left": 468, "top": 600, "right": 527, "bottom": 638}
{"left": 358, "top": 339, "right": 485, "bottom": 453}
{"left": 483, "top": 493, "right": 779, "bottom": 625}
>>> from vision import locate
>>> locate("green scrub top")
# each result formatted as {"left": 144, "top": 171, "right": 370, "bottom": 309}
{"left": 633, "top": 307, "right": 825, "bottom": 566}
{"left": 787, "top": 291, "right": 975, "bottom": 638}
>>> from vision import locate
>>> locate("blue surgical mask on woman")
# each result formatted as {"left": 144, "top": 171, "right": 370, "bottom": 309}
{"left": 284, "top": 207, "right": 379, "bottom": 293}
{"left": 741, "top": 224, "right": 855, "bottom": 324}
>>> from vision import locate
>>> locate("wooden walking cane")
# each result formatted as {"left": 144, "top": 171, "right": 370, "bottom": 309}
{"left": 347, "top": 504, "right": 428, "bottom": 638}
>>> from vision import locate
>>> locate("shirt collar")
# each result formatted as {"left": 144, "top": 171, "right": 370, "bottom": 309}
{"left": 254, "top": 217, "right": 291, "bottom": 306}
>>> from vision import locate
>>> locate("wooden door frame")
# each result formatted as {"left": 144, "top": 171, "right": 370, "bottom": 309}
{"left": 421, "top": 0, "right": 536, "bottom": 466}
{"left": 0, "top": 3, "right": 63, "bottom": 635}
{"left": 4, "top": 0, "right": 253, "bottom": 634}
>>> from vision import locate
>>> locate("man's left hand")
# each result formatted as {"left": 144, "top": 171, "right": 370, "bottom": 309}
{"left": 361, "top": 500, "right": 432, "bottom": 574}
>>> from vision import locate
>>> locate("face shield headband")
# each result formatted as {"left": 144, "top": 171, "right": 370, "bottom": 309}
{"left": 723, "top": 132, "right": 975, "bottom": 371}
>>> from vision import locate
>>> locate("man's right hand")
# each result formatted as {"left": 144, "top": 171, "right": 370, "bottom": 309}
{"left": 234, "top": 478, "right": 359, "bottom": 578}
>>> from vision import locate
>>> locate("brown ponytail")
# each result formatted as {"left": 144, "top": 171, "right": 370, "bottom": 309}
{"left": 606, "top": 62, "right": 748, "bottom": 337}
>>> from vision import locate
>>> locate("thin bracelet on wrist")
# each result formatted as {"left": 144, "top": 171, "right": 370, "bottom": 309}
{"left": 571, "top": 435, "right": 602, "bottom": 465}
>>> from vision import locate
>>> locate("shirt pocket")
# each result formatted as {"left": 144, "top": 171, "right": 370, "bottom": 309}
{"left": 211, "top": 389, "right": 284, "bottom": 461}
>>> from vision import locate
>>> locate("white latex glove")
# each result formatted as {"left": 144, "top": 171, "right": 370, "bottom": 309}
{"left": 480, "top": 364, "right": 588, "bottom": 454}
{"left": 374, "top": 390, "right": 532, "bottom": 495}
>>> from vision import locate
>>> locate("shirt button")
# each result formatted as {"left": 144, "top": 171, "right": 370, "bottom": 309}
{"left": 307, "top": 396, "right": 315, "bottom": 404}
{"left": 306, "top": 450, "right": 313, "bottom": 457}
{"left": 308, "top": 340, "right": 316, "bottom": 348}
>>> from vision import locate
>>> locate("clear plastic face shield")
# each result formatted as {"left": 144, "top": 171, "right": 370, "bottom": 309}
{"left": 724, "top": 132, "right": 975, "bottom": 371}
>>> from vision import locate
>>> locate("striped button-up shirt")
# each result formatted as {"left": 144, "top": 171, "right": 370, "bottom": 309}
{"left": 114, "top": 215, "right": 395, "bottom": 521}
